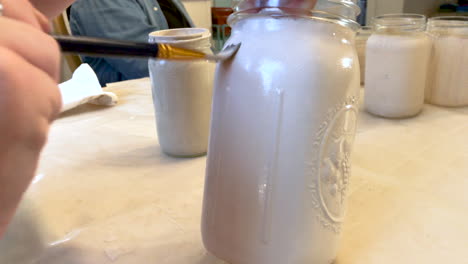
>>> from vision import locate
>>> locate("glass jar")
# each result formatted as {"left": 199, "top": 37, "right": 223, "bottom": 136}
{"left": 148, "top": 28, "right": 215, "bottom": 157}
{"left": 426, "top": 16, "right": 468, "bottom": 107}
{"left": 201, "top": 1, "right": 361, "bottom": 263}
{"left": 356, "top": 26, "right": 372, "bottom": 84}
{"left": 364, "top": 14, "right": 431, "bottom": 118}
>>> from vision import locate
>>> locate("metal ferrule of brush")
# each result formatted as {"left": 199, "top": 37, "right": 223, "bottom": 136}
{"left": 157, "top": 44, "right": 207, "bottom": 60}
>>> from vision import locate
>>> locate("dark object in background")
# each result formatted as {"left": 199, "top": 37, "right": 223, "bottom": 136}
{"left": 439, "top": 3, "right": 458, "bottom": 12}
{"left": 356, "top": 0, "right": 367, "bottom": 26}
{"left": 158, "top": 0, "right": 192, "bottom": 28}
{"left": 457, "top": 0, "right": 468, "bottom": 12}
{"left": 457, "top": 5, "right": 468, "bottom": 12}
{"left": 439, "top": 1, "right": 468, "bottom": 13}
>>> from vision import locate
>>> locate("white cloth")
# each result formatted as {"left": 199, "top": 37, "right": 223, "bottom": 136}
{"left": 59, "top": 64, "right": 118, "bottom": 113}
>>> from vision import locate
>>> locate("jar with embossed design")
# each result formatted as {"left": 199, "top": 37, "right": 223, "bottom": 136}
{"left": 201, "top": 1, "right": 361, "bottom": 263}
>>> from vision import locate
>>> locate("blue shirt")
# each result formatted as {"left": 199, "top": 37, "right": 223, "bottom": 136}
{"left": 69, "top": 0, "right": 194, "bottom": 86}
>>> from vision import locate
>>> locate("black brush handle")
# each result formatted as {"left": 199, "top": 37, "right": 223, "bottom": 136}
{"left": 54, "top": 35, "right": 159, "bottom": 58}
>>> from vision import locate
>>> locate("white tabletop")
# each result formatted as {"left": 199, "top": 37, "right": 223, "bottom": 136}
{"left": 1, "top": 78, "right": 467, "bottom": 264}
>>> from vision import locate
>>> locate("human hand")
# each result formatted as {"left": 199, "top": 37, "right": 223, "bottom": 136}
{"left": 0, "top": 0, "right": 62, "bottom": 235}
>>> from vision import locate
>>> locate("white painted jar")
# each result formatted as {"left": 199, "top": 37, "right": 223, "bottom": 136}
{"left": 202, "top": 1, "right": 361, "bottom": 263}
{"left": 148, "top": 28, "right": 215, "bottom": 157}
{"left": 356, "top": 26, "right": 372, "bottom": 84}
{"left": 426, "top": 16, "right": 468, "bottom": 107}
{"left": 365, "top": 14, "right": 431, "bottom": 118}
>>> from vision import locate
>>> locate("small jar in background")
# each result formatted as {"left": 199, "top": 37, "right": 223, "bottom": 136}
{"left": 365, "top": 14, "right": 431, "bottom": 118}
{"left": 426, "top": 16, "right": 468, "bottom": 107}
{"left": 356, "top": 26, "right": 372, "bottom": 84}
{"left": 148, "top": 28, "right": 215, "bottom": 157}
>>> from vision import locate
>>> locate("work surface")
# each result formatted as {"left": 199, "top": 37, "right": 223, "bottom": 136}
{"left": 1, "top": 78, "right": 467, "bottom": 263}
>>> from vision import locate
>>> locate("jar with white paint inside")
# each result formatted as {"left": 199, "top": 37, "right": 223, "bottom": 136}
{"left": 148, "top": 28, "right": 215, "bottom": 157}
{"left": 356, "top": 26, "right": 372, "bottom": 84}
{"left": 426, "top": 16, "right": 468, "bottom": 107}
{"left": 365, "top": 14, "right": 431, "bottom": 118}
{"left": 202, "top": 0, "right": 361, "bottom": 263}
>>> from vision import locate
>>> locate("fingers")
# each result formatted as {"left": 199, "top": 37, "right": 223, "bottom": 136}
{"left": 0, "top": 47, "right": 62, "bottom": 147}
{"left": 0, "top": 42, "right": 61, "bottom": 158}
{"left": 0, "top": 18, "right": 60, "bottom": 81}
{"left": 1, "top": 0, "right": 48, "bottom": 31}
{"left": 34, "top": 9, "right": 52, "bottom": 33}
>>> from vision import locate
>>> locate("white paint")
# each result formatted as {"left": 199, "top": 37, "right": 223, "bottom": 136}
{"left": 202, "top": 12, "right": 360, "bottom": 264}
{"left": 426, "top": 17, "right": 468, "bottom": 107}
{"left": 148, "top": 28, "right": 215, "bottom": 157}
{"left": 365, "top": 15, "right": 431, "bottom": 118}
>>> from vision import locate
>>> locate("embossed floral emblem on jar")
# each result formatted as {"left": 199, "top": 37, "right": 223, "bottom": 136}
{"left": 309, "top": 97, "right": 358, "bottom": 233}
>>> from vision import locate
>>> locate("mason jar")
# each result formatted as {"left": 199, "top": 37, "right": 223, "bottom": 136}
{"left": 148, "top": 28, "right": 215, "bottom": 157}
{"left": 426, "top": 16, "right": 468, "bottom": 107}
{"left": 201, "top": 1, "right": 361, "bottom": 263}
{"left": 365, "top": 14, "right": 431, "bottom": 118}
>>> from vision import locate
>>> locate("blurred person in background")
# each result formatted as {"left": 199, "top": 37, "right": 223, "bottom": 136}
{"left": 69, "top": 0, "right": 194, "bottom": 86}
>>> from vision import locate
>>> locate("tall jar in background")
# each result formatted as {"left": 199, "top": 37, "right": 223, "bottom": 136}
{"left": 356, "top": 26, "right": 372, "bottom": 84}
{"left": 365, "top": 14, "right": 431, "bottom": 118}
{"left": 426, "top": 16, "right": 468, "bottom": 107}
{"left": 202, "top": 0, "right": 361, "bottom": 263}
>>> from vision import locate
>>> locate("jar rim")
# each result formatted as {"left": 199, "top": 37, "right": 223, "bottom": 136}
{"left": 373, "top": 13, "right": 426, "bottom": 32}
{"left": 428, "top": 16, "right": 468, "bottom": 29}
{"left": 326, "top": 0, "right": 361, "bottom": 16}
{"left": 228, "top": 8, "right": 360, "bottom": 31}
{"left": 148, "top": 28, "right": 212, "bottom": 51}
{"left": 148, "top": 28, "right": 208, "bottom": 40}
{"left": 313, "top": 0, "right": 360, "bottom": 19}
{"left": 375, "top": 13, "right": 426, "bottom": 20}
